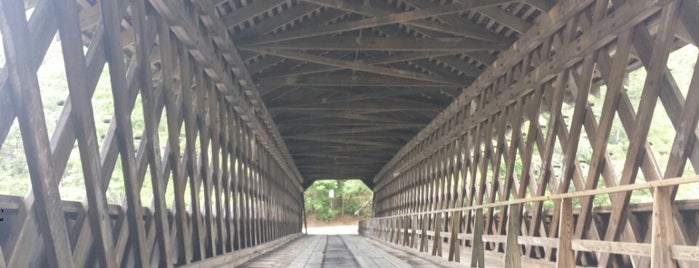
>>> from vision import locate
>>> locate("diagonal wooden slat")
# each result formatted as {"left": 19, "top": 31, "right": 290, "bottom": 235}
{"left": 0, "top": 1, "right": 76, "bottom": 267}
{"left": 53, "top": 1, "right": 118, "bottom": 267}
{"left": 249, "top": 49, "right": 463, "bottom": 85}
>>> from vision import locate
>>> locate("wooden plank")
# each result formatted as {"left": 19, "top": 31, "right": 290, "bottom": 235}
{"left": 178, "top": 41, "right": 207, "bottom": 261}
{"left": 53, "top": 1, "right": 117, "bottom": 267}
{"left": 504, "top": 204, "right": 522, "bottom": 268}
{"left": 130, "top": 0, "right": 173, "bottom": 265}
{"left": 258, "top": 74, "right": 459, "bottom": 88}
{"left": 240, "top": 37, "right": 506, "bottom": 52}
{"left": 159, "top": 19, "right": 192, "bottom": 264}
{"left": 260, "top": 51, "right": 463, "bottom": 78}
{"left": 181, "top": 234, "right": 301, "bottom": 268}
{"left": 0, "top": 0, "right": 57, "bottom": 148}
{"left": 651, "top": 186, "right": 676, "bottom": 267}
{"left": 0, "top": 1, "right": 75, "bottom": 267}
{"left": 556, "top": 198, "right": 574, "bottom": 268}
{"left": 471, "top": 209, "right": 485, "bottom": 267}
{"left": 248, "top": 49, "right": 461, "bottom": 85}
{"left": 99, "top": 0, "right": 151, "bottom": 264}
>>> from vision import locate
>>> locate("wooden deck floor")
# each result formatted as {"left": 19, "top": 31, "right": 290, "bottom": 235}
{"left": 239, "top": 235, "right": 471, "bottom": 268}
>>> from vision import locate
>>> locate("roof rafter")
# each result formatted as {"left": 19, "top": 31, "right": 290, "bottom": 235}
{"left": 286, "top": 136, "right": 402, "bottom": 148}
{"left": 248, "top": 49, "right": 462, "bottom": 84}
{"left": 258, "top": 51, "right": 461, "bottom": 78}
{"left": 241, "top": 0, "right": 513, "bottom": 45}
{"left": 240, "top": 37, "right": 506, "bottom": 52}
{"left": 220, "top": 0, "right": 288, "bottom": 28}
{"left": 257, "top": 74, "right": 464, "bottom": 87}
{"left": 303, "top": 0, "right": 512, "bottom": 43}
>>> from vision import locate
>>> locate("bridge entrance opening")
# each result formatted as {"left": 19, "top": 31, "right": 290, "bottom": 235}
{"left": 303, "top": 179, "right": 373, "bottom": 235}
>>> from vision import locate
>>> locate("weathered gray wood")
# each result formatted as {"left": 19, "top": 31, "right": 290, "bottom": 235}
{"left": 241, "top": 37, "right": 505, "bottom": 52}
{"left": 53, "top": 1, "right": 117, "bottom": 267}
{"left": 220, "top": 0, "right": 287, "bottom": 28}
{"left": 301, "top": 0, "right": 510, "bottom": 43}
{"left": 244, "top": 0, "right": 512, "bottom": 45}
{"left": 471, "top": 209, "right": 485, "bottom": 268}
{"left": 248, "top": 49, "right": 461, "bottom": 85}
{"left": 651, "top": 186, "right": 675, "bottom": 267}
{"left": 504, "top": 204, "right": 521, "bottom": 268}
{"left": 556, "top": 198, "right": 574, "bottom": 268}
{"left": 0, "top": 1, "right": 75, "bottom": 267}
{"left": 259, "top": 74, "right": 460, "bottom": 88}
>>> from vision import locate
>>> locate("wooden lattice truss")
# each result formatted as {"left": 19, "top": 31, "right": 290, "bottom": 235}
{"left": 0, "top": 0, "right": 303, "bottom": 266}
{"left": 368, "top": 0, "right": 699, "bottom": 267}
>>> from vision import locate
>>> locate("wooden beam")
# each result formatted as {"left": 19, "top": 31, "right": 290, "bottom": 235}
{"left": 231, "top": 3, "right": 320, "bottom": 37}
{"left": 269, "top": 101, "right": 443, "bottom": 112}
{"left": 54, "top": 1, "right": 117, "bottom": 267}
{"left": 240, "top": 37, "right": 505, "bottom": 52}
{"left": 478, "top": 6, "right": 531, "bottom": 34}
{"left": 287, "top": 136, "right": 402, "bottom": 148}
{"left": 303, "top": 0, "right": 511, "bottom": 43}
{"left": 220, "top": 0, "right": 287, "bottom": 28}
{"left": 257, "top": 51, "right": 462, "bottom": 78}
{"left": 0, "top": 1, "right": 75, "bottom": 267}
{"left": 282, "top": 125, "right": 421, "bottom": 136}
{"left": 258, "top": 74, "right": 463, "bottom": 87}
{"left": 248, "top": 49, "right": 462, "bottom": 84}
{"left": 242, "top": 0, "right": 513, "bottom": 45}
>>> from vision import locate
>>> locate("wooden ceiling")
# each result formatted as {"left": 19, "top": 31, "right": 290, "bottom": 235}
{"left": 213, "top": 0, "right": 554, "bottom": 186}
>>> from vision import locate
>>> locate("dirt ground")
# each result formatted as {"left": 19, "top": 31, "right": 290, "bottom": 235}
{"left": 305, "top": 214, "right": 362, "bottom": 227}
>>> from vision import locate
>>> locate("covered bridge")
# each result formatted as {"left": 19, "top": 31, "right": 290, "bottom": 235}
{"left": 0, "top": 0, "right": 698, "bottom": 266}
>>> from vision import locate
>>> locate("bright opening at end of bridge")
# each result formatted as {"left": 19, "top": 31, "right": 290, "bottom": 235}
{"left": 303, "top": 179, "right": 373, "bottom": 235}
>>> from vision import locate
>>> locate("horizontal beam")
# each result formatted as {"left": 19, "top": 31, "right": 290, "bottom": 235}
{"left": 257, "top": 74, "right": 464, "bottom": 87}
{"left": 257, "top": 51, "right": 462, "bottom": 78}
{"left": 248, "top": 49, "right": 462, "bottom": 85}
{"left": 270, "top": 105, "right": 442, "bottom": 112}
{"left": 286, "top": 136, "right": 402, "bottom": 148}
{"left": 280, "top": 125, "right": 421, "bottom": 136}
{"left": 240, "top": 37, "right": 506, "bottom": 52}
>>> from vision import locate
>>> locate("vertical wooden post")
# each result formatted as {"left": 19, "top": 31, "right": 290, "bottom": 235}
{"left": 471, "top": 208, "right": 485, "bottom": 268}
{"left": 378, "top": 219, "right": 383, "bottom": 240}
{"left": 556, "top": 198, "right": 574, "bottom": 268}
{"left": 432, "top": 212, "right": 442, "bottom": 256}
{"left": 411, "top": 214, "right": 418, "bottom": 249}
{"left": 421, "top": 214, "right": 429, "bottom": 252}
{"left": 504, "top": 204, "right": 521, "bottom": 268}
{"left": 650, "top": 186, "right": 675, "bottom": 268}
{"left": 449, "top": 211, "right": 461, "bottom": 262}
{"left": 404, "top": 215, "right": 411, "bottom": 246}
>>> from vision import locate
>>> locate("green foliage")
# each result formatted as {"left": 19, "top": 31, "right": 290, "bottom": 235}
{"left": 304, "top": 179, "right": 373, "bottom": 221}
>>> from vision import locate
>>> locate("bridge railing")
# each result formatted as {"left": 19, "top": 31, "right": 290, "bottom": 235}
{"left": 360, "top": 175, "right": 699, "bottom": 267}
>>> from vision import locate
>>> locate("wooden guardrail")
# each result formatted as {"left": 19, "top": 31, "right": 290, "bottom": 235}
{"left": 360, "top": 175, "right": 699, "bottom": 267}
